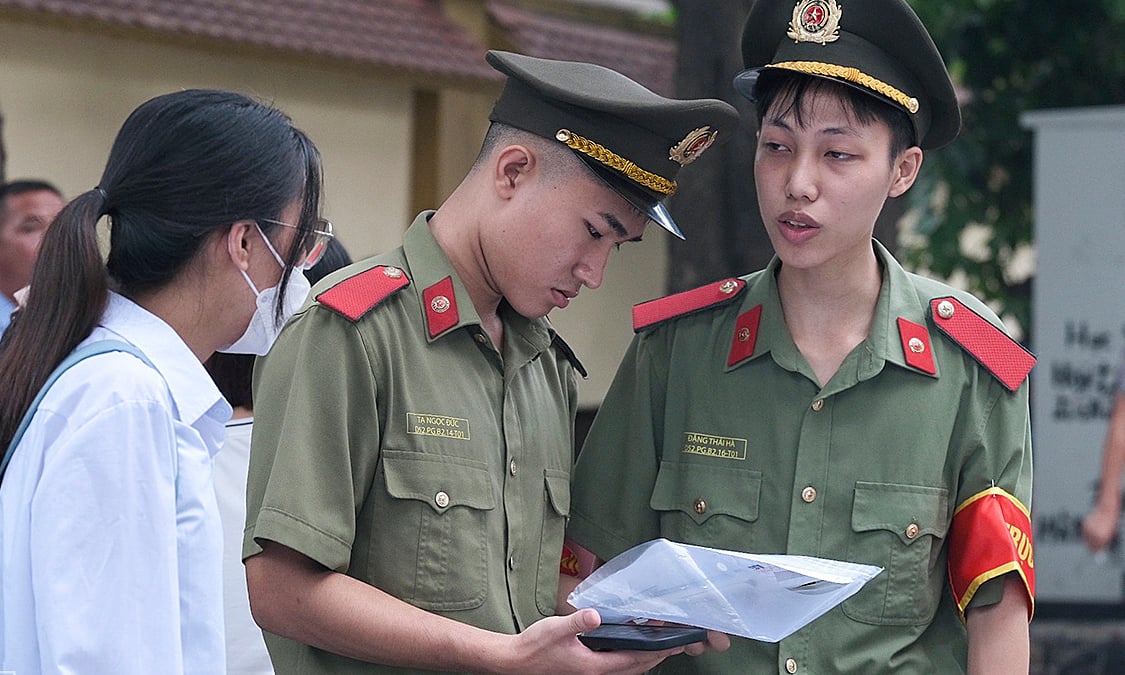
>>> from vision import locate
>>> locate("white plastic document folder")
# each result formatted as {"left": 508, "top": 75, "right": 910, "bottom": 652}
{"left": 567, "top": 538, "right": 882, "bottom": 642}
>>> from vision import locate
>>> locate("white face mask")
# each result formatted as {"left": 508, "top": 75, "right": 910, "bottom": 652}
{"left": 220, "top": 225, "right": 311, "bottom": 356}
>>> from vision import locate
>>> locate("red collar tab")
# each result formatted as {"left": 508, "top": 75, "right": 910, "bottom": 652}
{"left": 633, "top": 278, "right": 746, "bottom": 332}
{"left": 316, "top": 265, "right": 410, "bottom": 322}
{"left": 930, "top": 297, "right": 1036, "bottom": 392}
{"left": 727, "top": 304, "right": 762, "bottom": 367}
{"left": 423, "top": 276, "right": 459, "bottom": 338}
{"left": 897, "top": 317, "right": 936, "bottom": 375}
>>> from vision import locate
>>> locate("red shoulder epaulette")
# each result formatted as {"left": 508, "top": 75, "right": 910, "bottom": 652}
{"left": 633, "top": 278, "right": 746, "bottom": 332}
{"left": 316, "top": 265, "right": 410, "bottom": 322}
{"left": 930, "top": 297, "right": 1036, "bottom": 392}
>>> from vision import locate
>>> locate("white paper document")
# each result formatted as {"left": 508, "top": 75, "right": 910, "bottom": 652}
{"left": 567, "top": 538, "right": 882, "bottom": 642}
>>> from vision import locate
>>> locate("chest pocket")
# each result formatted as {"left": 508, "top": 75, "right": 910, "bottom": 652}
{"left": 372, "top": 450, "right": 496, "bottom": 611}
{"left": 650, "top": 460, "right": 762, "bottom": 549}
{"left": 535, "top": 469, "right": 571, "bottom": 615}
{"left": 843, "top": 481, "right": 949, "bottom": 626}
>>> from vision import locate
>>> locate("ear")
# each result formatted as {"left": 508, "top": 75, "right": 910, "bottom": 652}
{"left": 224, "top": 220, "right": 257, "bottom": 271}
{"left": 492, "top": 144, "right": 536, "bottom": 200}
{"left": 888, "top": 146, "right": 923, "bottom": 198}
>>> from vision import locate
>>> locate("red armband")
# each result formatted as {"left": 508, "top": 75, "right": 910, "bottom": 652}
{"left": 948, "top": 487, "right": 1035, "bottom": 620}
{"left": 560, "top": 542, "right": 600, "bottom": 578}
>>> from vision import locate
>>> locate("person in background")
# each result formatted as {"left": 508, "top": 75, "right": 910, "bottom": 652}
{"left": 0, "top": 179, "right": 64, "bottom": 338}
{"left": 563, "top": 0, "right": 1036, "bottom": 672}
{"left": 243, "top": 50, "right": 739, "bottom": 674}
{"left": 208, "top": 237, "right": 353, "bottom": 675}
{"left": 0, "top": 88, "right": 329, "bottom": 673}
{"left": 1082, "top": 350, "right": 1125, "bottom": 552}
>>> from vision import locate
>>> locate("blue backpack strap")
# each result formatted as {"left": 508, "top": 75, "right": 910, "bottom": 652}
{"left": 0, "top": 339, "right": 154, "bottom": 484}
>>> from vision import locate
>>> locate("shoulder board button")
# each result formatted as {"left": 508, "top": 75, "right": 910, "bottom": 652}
{"left": 316, "top": 265, "right": 410, "bottom": 322}
{"left": 930, "top": 297, "right": 1036, "bottom": 391}
{"left": 633, "top": 278, "right": 746, "bottom": 332}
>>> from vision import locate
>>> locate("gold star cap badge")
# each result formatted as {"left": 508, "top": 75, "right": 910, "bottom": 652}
{"left": 669, "top": 127, "right": 719, "bottom": 166}
{"left": 787, "top": 0, "right": 842, "bottom": 45}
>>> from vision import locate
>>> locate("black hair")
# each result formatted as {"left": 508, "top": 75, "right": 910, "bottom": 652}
{"left": 0, "top": 180, "right": 63, "bottom": 208}
{"left": 0, "top": 89, "right": 322, "bottom": 452}
{"left": 0, "top": 180, "right": 63, "bottom": 227}
{"left": 753, "top": 70, "right": 916, "bottom": 162}
{"left": 204, "top": 352, "right": 255, "bottom": 410}
{"left": 473, "top": 122, "right": 589, "bottom": 182}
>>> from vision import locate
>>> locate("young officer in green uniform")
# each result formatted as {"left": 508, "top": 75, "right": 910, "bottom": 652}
{"left": 242, "top": 51, "right": 738, "bottom": 674}
{"left": 564, "top": 1, "right": 1037, "bottom": 673}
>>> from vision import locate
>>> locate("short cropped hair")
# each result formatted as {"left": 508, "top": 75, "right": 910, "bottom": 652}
{"left": 473, "top": 122, "right": 593, "bottom": 183}
{"left": 0, "top": 180, "right": 63, "bottom": 218}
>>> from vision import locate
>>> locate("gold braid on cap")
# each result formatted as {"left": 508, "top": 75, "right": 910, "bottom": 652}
{"left": 555, "top": 129, "right": 676, "bottom": 196}
{"left": 766, "top": 61, "right": 920, "bottom": 114}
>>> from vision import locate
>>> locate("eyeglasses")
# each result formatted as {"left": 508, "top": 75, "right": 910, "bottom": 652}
{"left": 258, "top": 217, "right": 334, "bottom": 270}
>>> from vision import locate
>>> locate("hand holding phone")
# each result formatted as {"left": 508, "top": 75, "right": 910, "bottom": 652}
{"left": 578, "top": 623, "right": 708, "bottom": 651}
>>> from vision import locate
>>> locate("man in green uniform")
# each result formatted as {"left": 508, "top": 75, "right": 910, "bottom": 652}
{"left": 242, "top": 51, "right": 738, "bottom": 673}
{"left": 564, "top": 1, "right": 1036, "bottom": 673}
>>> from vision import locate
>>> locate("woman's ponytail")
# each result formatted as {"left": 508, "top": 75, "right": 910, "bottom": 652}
{"left": 0, "top": 189, "right": 110, "bottom": 452}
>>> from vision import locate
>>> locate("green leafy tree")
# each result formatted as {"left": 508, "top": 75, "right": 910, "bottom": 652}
{"left": 905, "top": 0, "right": 1125, "bottom": 340}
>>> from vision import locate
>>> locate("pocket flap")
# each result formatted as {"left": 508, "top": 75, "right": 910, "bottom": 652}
{"left": 650, "top": 460, "right": 761, "bottom": 524}
{"left": 382, "top": 450, "right": 496, "bottom": 513}
{"left": 851, "top": 481, "right": 949, "bottom": 545}
{"left": 544, "top": 469, "right": 570, "bottom": 517}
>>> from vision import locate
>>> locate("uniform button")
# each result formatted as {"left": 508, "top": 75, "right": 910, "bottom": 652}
{"left": 507, "top": 555, "right": 515, "bottom": 570}
{"left": 474, "top": 333, "right": 488, "bottom": 344}
{"left": 801, "top": 486, "right": 817, "bottom": 503}
{"left": 937, "top": 300, "right": 955, "bottom": 319}
{"left": 694, "top": 498, "right": 707, "bottom": 515}
{"left": 785, "top": 657, "right": 798, "bottom": 673}
{"left": 434, "top": 491, "right": 449, "bottom": 508}
{"left": 811, "top": 399, "right": 824, "bottom": 412}
{"left": 509, "top": 459, "right": 518, "bottom": 476}
{"left": 908, "top": 337, "right": 925, "bottom": 354}
{"left": 719, "top": 280, "right": 738, "bottom": 294}
{"left": 906, "top": 522, "right": 920, "bottom": 539}
{"left": 382, "top": 266, "right": 403, "bottom": 279}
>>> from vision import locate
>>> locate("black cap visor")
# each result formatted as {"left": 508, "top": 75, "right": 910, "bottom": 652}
{"left": 582, "top": 158, "right": 684, "bottom": 239}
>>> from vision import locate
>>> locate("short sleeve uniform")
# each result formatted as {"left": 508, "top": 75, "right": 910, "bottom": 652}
{"left": 567, "top": 241, "right": 1034, "bottom": 674}
{"left": 244, "top": 213, "right": 580, "bottom": 674}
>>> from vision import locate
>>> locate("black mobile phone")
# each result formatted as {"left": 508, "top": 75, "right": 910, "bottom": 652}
{"left": 578, "top": 623, "right": 708, "bottom": 651}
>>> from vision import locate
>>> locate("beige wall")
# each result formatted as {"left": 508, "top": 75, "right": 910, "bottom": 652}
{"left": 0, "top": 17, "right": 413, "bottom": 260}
{"left": 0, "top": 15, "right": 668, "bottom": 406}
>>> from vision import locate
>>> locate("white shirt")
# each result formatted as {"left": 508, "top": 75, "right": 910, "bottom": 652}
{"left": 213, "top": 416, "right": 274, "bottom": 674}
{"left": 0, "top": 292, "right": 232, "bottom": 674}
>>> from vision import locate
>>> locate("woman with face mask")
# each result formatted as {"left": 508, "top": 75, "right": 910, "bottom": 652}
{"left": 0, "top": 89, "right": 325, "bottom": 674}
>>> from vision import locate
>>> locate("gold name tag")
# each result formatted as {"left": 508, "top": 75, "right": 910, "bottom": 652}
{"left": 681, "top": 431, "right": 747, "bottom": 460}
{"left": 407, "top": 413, "right": 471, "bottom": 440}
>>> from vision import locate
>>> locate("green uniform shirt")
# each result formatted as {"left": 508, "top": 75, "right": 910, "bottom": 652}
{"left": 568, "top": 241, "right": 1033, "bottom": 674}
{"left": 245, "top": 213, "right": 579, "bottom": 674}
